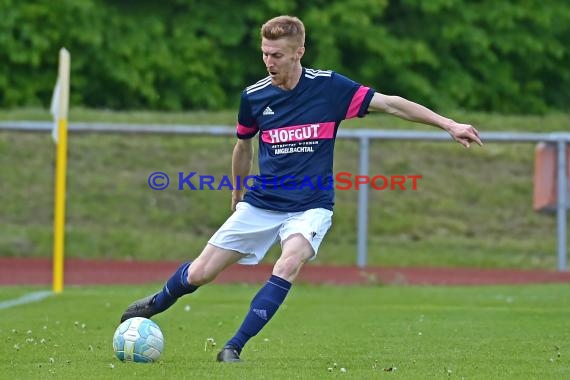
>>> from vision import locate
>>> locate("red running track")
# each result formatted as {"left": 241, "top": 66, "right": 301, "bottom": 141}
{"left": 1, "top": 258, "right": 570, "bottom": 286}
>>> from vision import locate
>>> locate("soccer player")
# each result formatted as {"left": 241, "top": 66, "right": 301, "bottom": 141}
{"left": 120, "top": 15, "right": 483, "bottom": 362}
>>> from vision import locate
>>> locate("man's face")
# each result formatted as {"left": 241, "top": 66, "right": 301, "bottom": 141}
{"left": 261, "top": 37, "right": 304, "bottom": 87}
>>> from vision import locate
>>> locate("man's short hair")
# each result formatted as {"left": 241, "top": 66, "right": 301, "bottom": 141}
{"left": 261, "top": 16, "right": 305, "bottom": 47}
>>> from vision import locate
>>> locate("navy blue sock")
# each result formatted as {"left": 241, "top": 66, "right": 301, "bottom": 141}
{"left": 226, "top": 275, "right": 292, "bottom": 352}
{"left": 153, "top": 261, "right": 199, "bottom": 312}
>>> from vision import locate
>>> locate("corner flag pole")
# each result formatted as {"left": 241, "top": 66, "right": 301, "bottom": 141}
{"left": 51, "top": 48, "right": 70, "bottom": 293}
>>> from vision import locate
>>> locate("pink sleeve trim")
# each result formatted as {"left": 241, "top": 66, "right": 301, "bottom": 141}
{"left": 345, "top": 86, "right": 370, "bottom": 119}
{"left": 237, "top": 122, "right": 258, "bottom": 137}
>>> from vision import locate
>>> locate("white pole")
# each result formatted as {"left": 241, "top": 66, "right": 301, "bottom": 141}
{"left": 557, "top": 140, "right": 567, "bottom": 271}
{"left": 357, "top": 137, "right": 370, "bottom": 268}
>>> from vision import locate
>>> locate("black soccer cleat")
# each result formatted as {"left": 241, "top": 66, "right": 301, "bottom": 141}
{"left": 216, "top": 346, "right": 242, "bottom": 363}
{"left": 120, "top": 294, "right": 159, "bottom": 322}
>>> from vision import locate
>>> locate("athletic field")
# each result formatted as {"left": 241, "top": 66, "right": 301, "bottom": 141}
{"left": 2, "top": 108, "right": 570, "bottom": 378}
{"left": 2, "top": 271, "right": 569, "bottom": 379}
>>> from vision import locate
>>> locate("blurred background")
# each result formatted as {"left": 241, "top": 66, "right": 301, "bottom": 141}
{"left": 1, "top": 0, "right": 569, "bottom": 113}
{"left": 1, "top": 0, "right": 569, "bottom": 270}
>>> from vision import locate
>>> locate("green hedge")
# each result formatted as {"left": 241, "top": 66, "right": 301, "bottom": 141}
{"left": 0, "top": 0, "right": 568, "bottom": 113}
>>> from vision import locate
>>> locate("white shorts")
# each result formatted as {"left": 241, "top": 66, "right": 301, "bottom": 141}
{"left": 208, "top": 202, "right": 333, "bottom": 265}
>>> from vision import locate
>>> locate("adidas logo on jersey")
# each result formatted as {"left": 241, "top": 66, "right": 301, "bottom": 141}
{"left": 263, "top": 106, "right": 274, "bottom": 116}
{"left": 253, "top": 308, "right": 268, "bottom": 320}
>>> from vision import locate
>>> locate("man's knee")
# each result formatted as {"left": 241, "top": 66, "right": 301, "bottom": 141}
{"left": 273, "top": 235, "right": 314, "bottom": 281}
{"left": 273, "top": 255, "right": 303, "bottom": 280}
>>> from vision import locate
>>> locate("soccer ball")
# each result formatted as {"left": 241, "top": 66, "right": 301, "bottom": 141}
{"left": 112, "top": 317, "right": 164, "bottom": 363}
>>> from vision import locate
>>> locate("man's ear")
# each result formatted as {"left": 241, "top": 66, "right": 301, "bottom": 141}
{"left": 296, "top": 46, "right": 305, "bottom": 60}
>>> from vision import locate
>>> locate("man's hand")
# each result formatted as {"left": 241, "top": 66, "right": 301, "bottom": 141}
{"left": 445, "top": 121, "right": 483, "bottom": 148}
{"left": 231, "top": 138, "right": 253, "bottom": 211}
{"left": 231, "top": 191, "right": 243, "bottom": 211}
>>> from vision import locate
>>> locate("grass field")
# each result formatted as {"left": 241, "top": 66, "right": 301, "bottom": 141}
{"left": 1, "top": 108, "right": 569, "bottom": 270}
{"left": 1, "top": 283, "right": 570, "bottom": 379}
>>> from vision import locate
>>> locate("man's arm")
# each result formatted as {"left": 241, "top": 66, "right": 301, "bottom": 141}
{"left": 231, "top": 137, "right": 254, "bottom": 211}
{"left": 369, "top": 93, "right": 483, "bottom": 148}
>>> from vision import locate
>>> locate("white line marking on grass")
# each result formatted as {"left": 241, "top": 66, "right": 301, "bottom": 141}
{"left": 0, "top": 291, "right": 53, "bottom": 310}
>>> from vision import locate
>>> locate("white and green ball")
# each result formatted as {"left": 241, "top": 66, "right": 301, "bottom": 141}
{"left": 112, "top": 317, "right": 164, "bottom": 363}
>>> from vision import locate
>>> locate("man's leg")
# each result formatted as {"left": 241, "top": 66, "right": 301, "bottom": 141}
{"left": 217, "top": 234, "right": 313, "bottom": 362}
{"left": 120, "top": 244, "right": 242, "bottom": 322}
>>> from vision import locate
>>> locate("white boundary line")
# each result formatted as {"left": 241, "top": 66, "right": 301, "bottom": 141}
{"left": 0, "top": 291, "right": 53, "bottom": 310}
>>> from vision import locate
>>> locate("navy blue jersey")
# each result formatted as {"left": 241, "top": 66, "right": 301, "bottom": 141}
{"left": 236, "top": 67, "right": 375, "bottom": 212}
